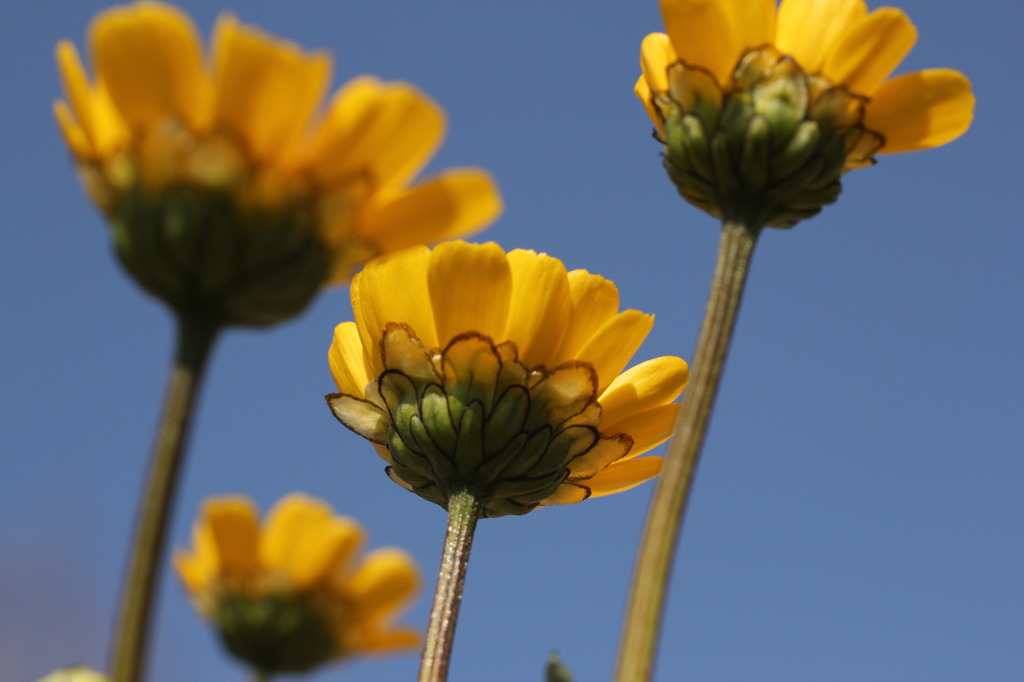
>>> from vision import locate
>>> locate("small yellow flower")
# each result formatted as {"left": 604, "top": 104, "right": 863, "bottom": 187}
{"left": 326, "top": 241, "right": 690, "bottom": 517}
{"left": 55, "top": 1, "right": 501, "bottom": 325}
{"left": 34, "top": 668, "right": 108, "bottom": 682}
{"left": 174, "top": 494, "right": 420, "bottom": 675}
{"left": 636, "top": 0, "right": 974, "bottom": 227}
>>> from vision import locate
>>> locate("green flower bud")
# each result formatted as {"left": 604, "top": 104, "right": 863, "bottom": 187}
{"left": 106, "top": 174, "right": 333, "bottom": 327}
{"left": 215, "top": 592, "right": 339, "bottom": 675}
{"left": 547, "top": 653, "right": 575, "bottom": 682}
{"left": 654, "top": 47, "right": 883, "bottom": 228}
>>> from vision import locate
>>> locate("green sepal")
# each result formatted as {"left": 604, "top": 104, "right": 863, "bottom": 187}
{"left": 484, "top": 385, "right": 531, "bottom": 456}
{"left": 772, "top": 120, "right": 822, "bottom": 180}
{"left": 740, "top": 115, "right": 771, "bottom": 190}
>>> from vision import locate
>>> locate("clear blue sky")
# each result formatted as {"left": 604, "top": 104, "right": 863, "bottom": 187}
{"left": 2, "top": 1, "right": 1021, "bottom": 681}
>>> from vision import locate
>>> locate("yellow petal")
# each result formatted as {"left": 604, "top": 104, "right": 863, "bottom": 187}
{"left": 575, "top": 310, "right": 654, "bottom": 394}
{"left": 319, "top": 182, "right": 377, "bottom": 284}
{"left": 329, "top": 322, "right": 371, "bottom": 397}
{"left": 306, "top": 80, "right": 442, "bottom": 188}
{"left": 296, "top": 516, "right": 364, "bottom": 587}
{"left": 260, "top": 494, "right": 364, "bottom": 588}
{"left": 53, "top": 101, "right": 92, "bottom": 159}
{"left": 347, "top": 548, "right": 420, "bottom": 617}
{"left": 823, "top": 8, "right": 916, "bottom": 95}
{"left": 304, "top": 76, "right": 390, "bottom": 183}
{"left": 556, "top": 270, "right": 621, "bottom": 362}
{"left": 211, "top": 14, "right": 330, "bottom": 162}
{"left": 658, "top": 0, "right": 739, "bottom": 86}
{"left": 586, "top": 456, "right": 664, "bottom": 498}
{"left": 539, "top": 482, "right": 590, "bottom": 506}
{"left": 358, "top": 169, "right": 502, "bottom": 254}
{"left": 175, "top": 513, "right": 219, "bottom": 593}
{"left": 351, "top": 246, "right": 436, "bottom": 377}
{"left": 504, "top": 250, "right": 571, "bottom": 368}
{"left": 55, "top": 42, "right": 95, "bottom": 144}
{"left": 428, "top": 241, "right": 511, "bottom": 344}
{"left": 602, "top": 403, "right": 680, "bottom": 459}
{"left": 354, "top": 626, "right": 422, "bottom": 654}
{"left": 373, "top": 442, "right": 395, "bottom": 465}
{"left": 173, "top": 549, "right": 210, "bottom": 595}
{"left": 865, "top": 69, "right": 974, "bottom": 154}
{"left": 775, "top": 0, "right": 867, "bottom": 75}
{"left": 634, "top": 75, "right": 665, "bottom": 137}
{"left": 640, "top": 32, "right": 676, "bottom": 93}
{"left": 369, "top": 86, "right": 446, "bottom": 189}
{"left": 599, "top": 356, "right": 689, "bottom": 426}
{"left": 260, "top": 494, "right": 331, "bottom": 565}
{"left": 724, "top": 0, "right": 776, "bottom": 54}
{"left": 203, "top": 496, "right": 260, "bottom": 578}
{"left": 55, "top": 41, "right": 129, "bottom": 157}
{"left": 90, "top": 0, "right": 207, "bottom": 131}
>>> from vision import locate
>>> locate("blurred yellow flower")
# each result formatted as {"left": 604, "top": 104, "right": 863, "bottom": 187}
{"left": 34, "top": 668, "right": 108, "bottom": 682}
{"left": 175, "top": 494, "right": 420, "bottom": 675}
{"left": 326, "top": 241, "right": 690, "bottom": 517}
{"left": 635, "top": 0, "right": 974, "bottom": 226}
{"left": 55, "top": 1, "right": 501, "bottom": 325}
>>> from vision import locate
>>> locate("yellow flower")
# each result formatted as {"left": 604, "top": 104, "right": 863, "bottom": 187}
{"left": 326, "top": 241, "right": 690, "bottom": 518}
{"left": 55, "top": 1, "right": 501, "bottom": 325}
{"left": 174, "top": 494, "right": 421, "bottom": 674}
{"left": 34, "top": 669, "right": 108, "bottom": 682}
{"left": 636, "top": 0, "right": 974, "bottom": 227}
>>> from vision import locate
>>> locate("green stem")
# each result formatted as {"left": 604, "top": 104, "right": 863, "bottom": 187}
{"left": 614, "top": 219, "right": 761, "bottom": 682}
{"left": 110, "top": 314, "right": 220, "bottom": 682}
{"left": 417, "top": 490, "right": 481, "bottom": 682}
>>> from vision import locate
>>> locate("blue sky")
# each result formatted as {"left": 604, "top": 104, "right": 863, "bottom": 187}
{"left": 2, "top": 1, "right": 1022, "bottom": 681}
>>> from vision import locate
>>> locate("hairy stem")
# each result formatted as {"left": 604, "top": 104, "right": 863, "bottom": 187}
{"left": 417, "top": 490, "right": 481, "bottom": 682}
{"left": 615, "top": 219, "right": 761, "bottom": 681}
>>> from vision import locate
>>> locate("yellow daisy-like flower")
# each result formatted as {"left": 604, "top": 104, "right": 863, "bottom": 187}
{"left": 174, "top": 494, "right": 421, "bottom": 675}
{"left": 55, "top": 1, "right": 501, "bottom": 326}
{"left": 326, "top": 241, "right": 690, "bottom": 518}
{"left": 636, "top": 0, "right": 974, "bottom": 227}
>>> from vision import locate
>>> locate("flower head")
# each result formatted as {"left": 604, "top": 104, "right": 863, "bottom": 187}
{"left": 326, "top": 241, "right": 690, "bottom": 518}
{"left": 34, "top": 669, "right": 108, "bottom": 682}
{"left": 174, "top": 494, "right": 420, "bottom": 675}
{"left": 55, "top": 1, "right": 501, "bottom": 325}
{"left": 636, "top": 0, "right": 974, "bottom": 227}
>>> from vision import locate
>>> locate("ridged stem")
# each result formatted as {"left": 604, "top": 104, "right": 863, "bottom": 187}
{"left": 110, "top": 314, "right": 219, "bottom": 682}
{"left": 614, "top": 219, "right": 761, "bottom": 681}
{"left": 417, "top": 490, "right": 481, "bottom": 682}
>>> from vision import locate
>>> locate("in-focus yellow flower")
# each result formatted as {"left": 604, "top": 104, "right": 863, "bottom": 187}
{"left": 55, "top": 1, "right": 501, "bottom": 325}
{"left": 175, "top": 494, "right": 420, "bottom": 675}
{"left": 636, "top": 0, "right": 974, "bottom": 227}
{"left": 326, "top": 241, "right": 690, "bottom": 517}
